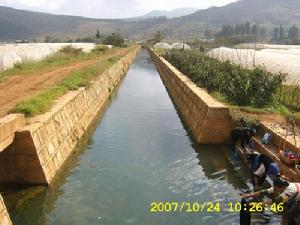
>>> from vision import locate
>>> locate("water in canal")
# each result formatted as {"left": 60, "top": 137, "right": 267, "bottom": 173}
{"left": 3, "top": 50, "right": 280, "bottom": 225}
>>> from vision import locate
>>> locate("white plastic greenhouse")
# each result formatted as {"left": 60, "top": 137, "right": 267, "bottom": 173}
{"left": 171, "top": 42, "right": 191, "bottom": 50}
{"left": 208, "top": 47, "right": 300, "bottom": 85}
{"left": 154, "top": 42, "right": 191, "bottom": 50}
{"left": 0, "top": 51, "right": 22, "bottom": 71}
{"left": 154, "top": 42, "right": 171, "bottom": 50}
{"left": 0, "top": 43, "right": 95, "bottom": 71}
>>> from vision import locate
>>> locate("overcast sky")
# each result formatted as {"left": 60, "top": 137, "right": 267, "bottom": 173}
{"left": 0, "top": 0, "right": 237, "bottom": 18}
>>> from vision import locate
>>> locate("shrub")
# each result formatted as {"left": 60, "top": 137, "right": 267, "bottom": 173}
{"left": 14, "top": 63, "right": 23, "bottom": 70}
{"left": 60, "top": 46, "right": 83, "bottom": 56}
{"left": 103, "top": 33, "right": 125, "bottom": 47}
{"left": 92, "top": 45, "right": 109, "bottom": 53}
{"left": 164, "top": 49, "right": 285, "bottom": 108}
{"left": 230, "top": 109, "right": 261, "bottom": 129}
{"left": 277, "top": 85, "right": 300, "bottom": 111}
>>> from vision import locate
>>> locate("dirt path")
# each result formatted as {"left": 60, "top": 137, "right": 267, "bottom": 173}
{"left": 0, "top": 48, "right": 130, "bottom": 117}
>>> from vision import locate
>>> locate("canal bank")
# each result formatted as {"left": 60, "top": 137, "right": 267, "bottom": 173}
{"left": 0, "top": 47, "right": 139, "bottom": 225}
{"left": 148, "top": 48, "right": 232, "bottom": 144}
{"left": 0, "top": 47, "right": 140, "bottom": 185}
{"left": 1, "top": 49, "right": 272, "bottom": 225}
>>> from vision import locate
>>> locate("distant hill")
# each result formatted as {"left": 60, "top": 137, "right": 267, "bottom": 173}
{"left": 138, "top": 8, "right": 198, "bottom": 19}
{"left": 0, "top": 6, "right": 100, "bottom": 40}
{"left": 179, "top": 0, "right": 300, "bottom": 25}
{"left": 1, "top": 0, "right": 300, "bottom": 41}
{"left": 133, "top": 0, "right": 300, "bottom": 40}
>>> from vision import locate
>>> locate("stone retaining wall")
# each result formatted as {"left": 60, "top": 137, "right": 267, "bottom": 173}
{"left": 148, "top": 48, "right": 232, "bottom": 144}
{"left": 0, "top": 46, "right": 140, "bottom": 184}
{"left": 0, "top": 114, "right": 25, "bottom": 152}
{"left": 0, "top": 195, "right": 11, "bottom": 225}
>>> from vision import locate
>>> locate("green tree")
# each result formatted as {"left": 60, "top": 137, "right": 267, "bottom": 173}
{"left": 251, "top": 24, "right": 258, "bottom": 36}
{"left": 294, "top": 25, "right": 299, "bottom": 37}
{"left": 204, "top": 29, "right": 214, "bottom": 39}
{"left": 45, "top": 36, "right": 51, "bottom": 43}
{"left": 279, "top": 25, "right": 285, "bottom": 40}
{"left": 153, "top": 31, "right": 164, "bottom": 43}
{"left": 103, "top": 33, "right": 125, "bottom": 47}
{"left": 259, "top": 27, "right": 266, "bottom": 40}
{"left": 96, "top": 29, "right": 101, "bottom": 39}
{"left": 273, "top": 27, "right": 279, "bottom": 41}
{"left": 245, "top": 21, "right": 251, "bottom": 35}
{"left": 288, "top": 24, "right": 299, "bottom": 39}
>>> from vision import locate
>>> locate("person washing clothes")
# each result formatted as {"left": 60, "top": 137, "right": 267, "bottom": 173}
{"left": 248, "top": 153, "right": 280, "bottom": 191}
{"left": 242, "top": 177, "right": 300, "bottom": 225}
{"left": 230, "top": 127, "right": 256, "bottom": 159}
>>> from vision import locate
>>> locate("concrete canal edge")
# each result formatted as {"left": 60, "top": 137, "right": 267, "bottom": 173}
{"left": 148, "top": 48, "right": 232, "bottom": 144}
{"left": 0, "top": 46, "right": 140, "bottom": 186}
{"left": 0, "top": 115, "right": 25, "bottom": 153}
{"left": 0, "top": 195, "right": 12, "bottom": 225}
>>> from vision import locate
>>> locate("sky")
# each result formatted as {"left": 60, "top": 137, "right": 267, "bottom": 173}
{"left": 0, "top": 0, "right": 237, "bottom": 19}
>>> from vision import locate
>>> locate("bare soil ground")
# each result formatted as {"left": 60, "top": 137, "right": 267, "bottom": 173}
{"left": 251, "top": 113, "right": 300, "bottom": 149}
{"left": 0, "top": 48, "right": 130, "bottom": 117}
{"left": 233, "top": 109, "right": 300, "bottom": 147}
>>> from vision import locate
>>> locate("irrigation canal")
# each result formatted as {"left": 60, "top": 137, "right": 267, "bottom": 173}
{"left": 1, "top": 50, "right": 281, "bottom": 225}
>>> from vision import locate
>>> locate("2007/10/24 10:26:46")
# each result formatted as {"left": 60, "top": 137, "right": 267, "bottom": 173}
{"left": 149, "top": 202, "right": 284, "bottom": 213}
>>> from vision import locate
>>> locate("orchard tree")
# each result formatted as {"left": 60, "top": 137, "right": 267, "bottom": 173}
{"left": 103, "top": 33, "right": 125, "bottom": 47}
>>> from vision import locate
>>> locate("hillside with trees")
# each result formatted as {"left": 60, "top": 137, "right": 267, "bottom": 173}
{"left": 1, "top": 0, "right": 300, "bottom": 41}
{"left": 272, "top": 25, "right": 300, "bottom": 44}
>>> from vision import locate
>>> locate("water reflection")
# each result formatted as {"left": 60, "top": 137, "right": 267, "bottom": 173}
{"left": 195, "top": 144, "right": 251, "bottom": 189}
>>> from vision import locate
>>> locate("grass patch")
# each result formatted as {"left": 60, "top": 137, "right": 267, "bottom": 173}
{"left": 230, "top": 108, "right": 261, "bottom": 128}
{"left": 155, "top": 48, "right": 167, "bottom": 56}
{"left": 211, "top": 91, "right": 230, "bottom": 104}
{"left": 0, "top": 45, "right": 116, "bottom": 81}
{"left": 293, "top": 113, "right": 300, "bottom": 121}
{"left": 277, "top": 85, "right": 300, "bottom": 112}
{"left": 12, "top": 55, "right": 121, "bottom": 117}
{"left": 211, "top": 90, "right": 299, "bottom": 124}
{"left": 92, "top": 45, "right": 109, "bottom": 53}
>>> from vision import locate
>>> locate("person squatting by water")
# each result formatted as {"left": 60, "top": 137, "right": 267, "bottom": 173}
{"left": 242, "top": 177, "right": 300, "bottom": 225}
{"left": 231, "top": 127, "right": 256, "bottom": 159}
{"left": 247, "top": 153, "right": 280, "bottom": 191}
